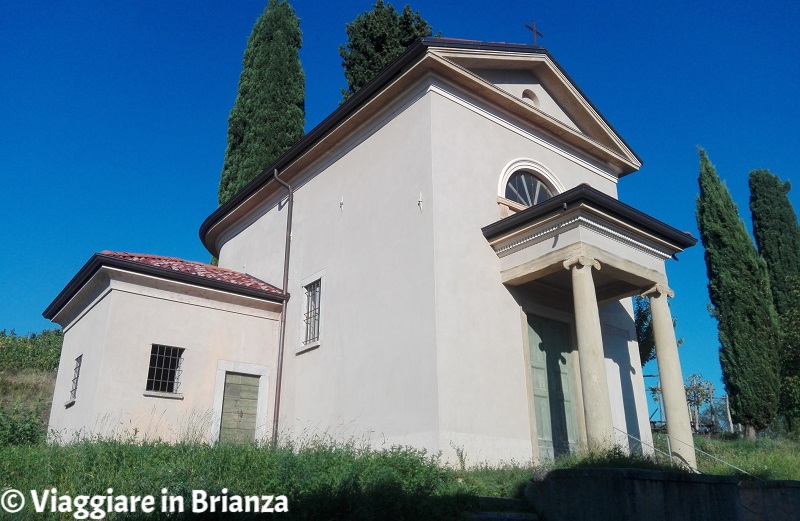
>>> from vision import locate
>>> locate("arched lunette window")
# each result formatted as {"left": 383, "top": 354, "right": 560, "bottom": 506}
{"left": 504, "top": 171, "right": 553, "bottom": 207}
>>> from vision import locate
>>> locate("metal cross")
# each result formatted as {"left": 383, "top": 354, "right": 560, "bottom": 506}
{"left": 525, "top": 19, "right": 544, "bottom": 46}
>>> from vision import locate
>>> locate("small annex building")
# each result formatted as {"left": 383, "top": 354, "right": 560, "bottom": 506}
{"left": 45, "top": 38, "right": 698, "bottom": 467}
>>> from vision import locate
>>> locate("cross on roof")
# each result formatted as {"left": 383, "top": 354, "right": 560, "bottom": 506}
{"left": 525, "top": 19, "right": 544, "bottom": 46}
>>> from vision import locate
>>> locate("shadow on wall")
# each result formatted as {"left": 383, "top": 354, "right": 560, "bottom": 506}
{"left": 602, "top": 300, "right": 641, "bottom": 451}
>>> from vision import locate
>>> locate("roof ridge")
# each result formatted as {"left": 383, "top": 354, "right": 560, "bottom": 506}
{"left": 101, "top": 250, "right": 274, "bottom": 280}
{"left": 101, "top": 250, "right": 200, "bottom": 263}
{"left": 96, "top": 250, "right": 282, "bottom": 293}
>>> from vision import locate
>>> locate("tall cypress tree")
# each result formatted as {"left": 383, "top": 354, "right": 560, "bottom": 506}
{"left": 218, "top": 0, "right": 305, "bottom": 206}
{"left": 339, "top": 1, "right": 434, "bottom": 101}
{"left": 749, "top": 169, "right": 800, "bottom": 428}
{"left": 749, "top": 170, "right": 800, "bottom": 316}
{"left": 779, "top": 284, "right": 800, "bottom": 429}
{"left": 696, "top": 149, "right": 780, "bottom": 437}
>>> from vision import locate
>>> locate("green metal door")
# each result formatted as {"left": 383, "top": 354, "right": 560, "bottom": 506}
{"left": 219, "top": 372, "right": 260, "bottom": 443}
{"left": 528, "top": 316, "right": 579, "bottom": 461}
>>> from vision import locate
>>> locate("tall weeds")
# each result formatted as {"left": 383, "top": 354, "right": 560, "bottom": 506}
{"left": 0, "top": 439, "right": 476, "bottom": 520}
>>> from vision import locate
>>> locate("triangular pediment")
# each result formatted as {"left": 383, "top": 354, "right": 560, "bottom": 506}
{"left": 468, "top": 67, "right": 583, "bottom": 131}
{"left": 426, "top": 42, "right": 641, "bottom": 174}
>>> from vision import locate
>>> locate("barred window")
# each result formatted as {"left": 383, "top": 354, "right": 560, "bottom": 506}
{"left": 69, "top": 355, "right": 82, "bottom": 401}
{"left": 146, "top": 345, "right": 184, "bottom": 394}
{"left": 303, "top": 279, "right": 322, "bottom": 345}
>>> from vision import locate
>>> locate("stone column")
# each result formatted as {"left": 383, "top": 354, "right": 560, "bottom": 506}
{"left": 646, "top": 284, "right": 697, "bottom": 470}
{"left": 564, "top": 256, "right": 615, "bottom": 450}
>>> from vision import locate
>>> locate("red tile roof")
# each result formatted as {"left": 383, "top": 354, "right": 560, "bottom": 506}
{"left": 100, "top": 251, "right": 283, "bottom": 296}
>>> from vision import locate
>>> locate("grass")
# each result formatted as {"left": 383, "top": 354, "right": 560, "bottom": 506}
{"left": 458, "top": 445, "right": 688, "bottom": 500}
{"left": 692, "top": 434, "right": 800, "bottom": 480}
{"left": 0, "top": 369, "right": 55, "bottom": 446}
{"left": 0, "top": 439, "right": 477, "bottom": 520}
{"left": 459, "top": 434, "right": 800, "bottom": 498}
{"left": 2, "top": 430, "right": 798, "bottom": 519}
{"left": 459, "top": 462, "right": 538, "bottom": 498}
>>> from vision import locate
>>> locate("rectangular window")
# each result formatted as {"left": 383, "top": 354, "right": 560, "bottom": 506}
{"left": 303, "top": 279, "right": 322, "bottom": 346}
{"left": 69, "top": 355, "right": 82, "bottom": 401}
{"left": 146, "top": 345, "right": 185, "bottom": 394}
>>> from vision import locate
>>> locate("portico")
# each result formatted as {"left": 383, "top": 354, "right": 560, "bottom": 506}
{"left": 483, "top": 184, "right": 698, "bottom": 469}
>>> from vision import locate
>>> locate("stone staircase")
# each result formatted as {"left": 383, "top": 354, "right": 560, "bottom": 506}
{"left": 467, "top": 496, "right": 538, "bottom": 521}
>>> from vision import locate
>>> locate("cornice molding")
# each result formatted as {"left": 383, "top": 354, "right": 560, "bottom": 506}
{"left": 491, "top": 211, "right": 674, "bottom": 261}
{"left": 483, "top": 184, "right": 697, "bottom": 252}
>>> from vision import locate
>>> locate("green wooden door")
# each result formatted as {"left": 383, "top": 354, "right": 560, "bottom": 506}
{"left": 219, "top": 372, "right": 260, "bottom": 443}
{"left": 528, "top": 316, "right": 579, "bottom": 461}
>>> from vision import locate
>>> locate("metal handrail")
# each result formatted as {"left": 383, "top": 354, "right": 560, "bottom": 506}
{"left": 613, "top": 427, "right": 765, "bottom": 481}
{"left": 613, "top": 426, "right": 674, "bottom": 463}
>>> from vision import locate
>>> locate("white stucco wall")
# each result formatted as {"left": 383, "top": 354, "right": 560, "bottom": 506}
{"left": 214, "top": 70, "right": 652, "bottom": 464}
{"left": 48, "top": 270, "right": 280, "bottom": 443}
{"left": 600, "top": 299, "right": 654, "bottom": 451}
{"left": 426, "top": 84, "right": 656, "bottom": 463}
{"left": 49, "top": 287, "right": 112, "bottom": 441}
{"left": 220, "top": 88, "right": 441, "bottom": 451}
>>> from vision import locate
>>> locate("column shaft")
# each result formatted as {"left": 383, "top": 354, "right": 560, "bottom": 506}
{"left": 649, "top": 287, "right": 697, "bottom": 470}
{"left": 568, "top": 258, "right": 615, "bottom": 450}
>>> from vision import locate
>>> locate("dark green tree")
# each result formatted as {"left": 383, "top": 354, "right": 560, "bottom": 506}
{"left": 779, "top": 281, "right": 800, "bottom": 430}
{"left": 339, "top": 0, "right": 435, "bottom": 101}
{"left": 696, "top": 149, "right": 781, "bottom": 438}
{"left": 218, "top": 0, "right": 305, "bottom": 206}
{"left": 749, "top": 170, "right": 800, "bottom": 316}
{"left": 634, "top": 296, "right": 656, "bottom": 365}
{"left": 749, "top": 170, "right": 800, "bottom": 428}
{"left": 634, "top": 295, "right": 681, "bottom": 367}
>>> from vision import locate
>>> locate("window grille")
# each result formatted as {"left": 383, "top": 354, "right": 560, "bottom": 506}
{"left": 303, "top": 279, "right": 322, "bottom": 345}
{"left": 146, "top": 345, "right": 184, "bottom": 393}
{"left": 69, "top": 355, "right": 82, "bottom": 401}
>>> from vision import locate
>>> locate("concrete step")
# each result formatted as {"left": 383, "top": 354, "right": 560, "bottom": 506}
{"left": 466, "top": 512, "right": 538, "bottom": 521}
{"left": 476, "top": 497, "right": 527, "bottom": 512}
{"left": 466, "top": 497, "right": 538, "bottom": 521}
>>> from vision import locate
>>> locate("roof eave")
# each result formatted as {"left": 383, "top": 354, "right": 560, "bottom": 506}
{"left": 43, "top": 254, "right": 287, "bottom": 321}
{"left": 482, "top": 184, "right": 697, "bottom": 250}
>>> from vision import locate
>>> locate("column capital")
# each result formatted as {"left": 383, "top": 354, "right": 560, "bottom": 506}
{"left": 643, "top": 284, "right": 674, "bottom": 298}
{"left": 563, "top": 256, "right": 600, "bottom": 271}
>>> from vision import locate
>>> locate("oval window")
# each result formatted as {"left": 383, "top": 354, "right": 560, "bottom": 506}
{"left": 505, "top": 171, "right": 553, "bottom": 207}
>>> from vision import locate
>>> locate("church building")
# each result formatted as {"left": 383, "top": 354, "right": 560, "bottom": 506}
{"left": 44, "top": 38, "right": 697, "bottom": 468}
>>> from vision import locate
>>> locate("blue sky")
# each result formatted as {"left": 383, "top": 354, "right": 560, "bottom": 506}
{"left": 2, "top": 0, "right": 799, "bottom": 395}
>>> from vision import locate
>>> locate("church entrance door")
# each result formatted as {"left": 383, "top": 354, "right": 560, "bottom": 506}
{"left": 527, "top": 315, "right": 579, "bottom": 461}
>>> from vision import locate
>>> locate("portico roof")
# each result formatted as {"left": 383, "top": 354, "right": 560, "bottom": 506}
{"left": 483, "top": 184, "right": 696, "bottom": 250}
{"left": 482, "top": 184, "right": 697, "bottom": 303}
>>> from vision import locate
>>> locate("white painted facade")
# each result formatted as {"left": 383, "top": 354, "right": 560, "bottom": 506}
{"left": 47, "top": 40, "right": 696, "bottom": 466}
{"left": 48, "top": 266, "right": 281, "bottom": 443}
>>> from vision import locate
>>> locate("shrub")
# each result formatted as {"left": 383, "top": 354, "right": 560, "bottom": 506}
{"left": 0, "top": 329, "right": 63, "bottom": 371}
{"left": 0, "top": 402, "right": 46, "bottom": 446}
